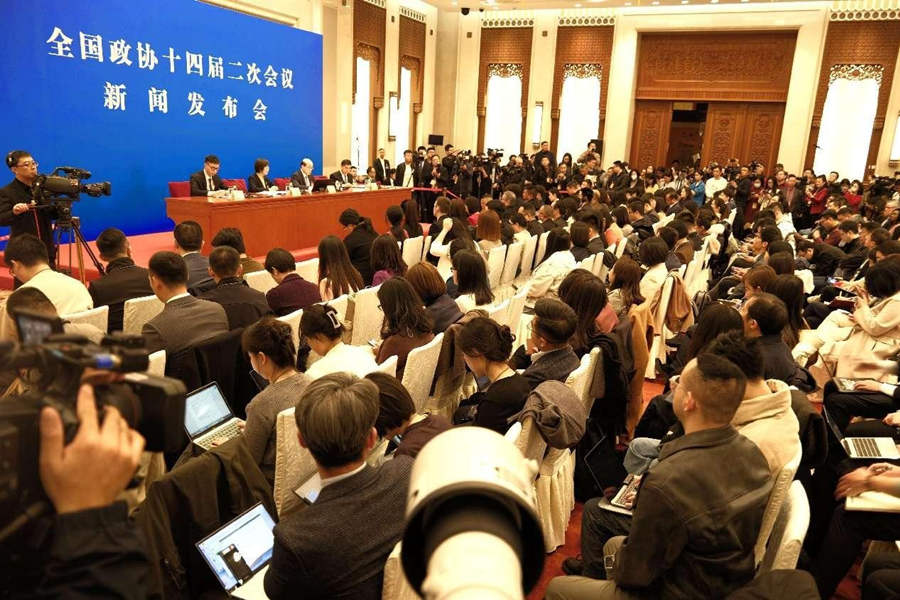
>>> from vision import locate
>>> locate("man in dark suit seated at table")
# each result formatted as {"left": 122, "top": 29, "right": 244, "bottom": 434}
{"left": 142, "top": 251, "right": 229, "bottom": 355}
{"left": 264, "top": 373, "right": 412, "bottom": 600}
{"left": 290, "top": 158, "right": 315, "bottom": 192}
{"left": 329, "top": 159, "right": 354, "bottom": 189}
{"left": 199, "top": 246, "right": 272, "bottom": 329}
{"left": 189, "top": 154, "right": 226, "bottom": 197}
{"left": 173, "top": 220, "right": 213, "bottom": 291}
{"left": 264, "top": 248, "right": 322, "bottom": 316}
{"left": 88, "top": 227, "right": 153, "bottom": 332}
{"left": 211, "top": 227, "right": 265, "bottom": 274}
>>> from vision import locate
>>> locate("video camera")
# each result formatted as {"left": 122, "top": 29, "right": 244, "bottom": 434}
{"left": 487, "top": 148, "right": 504, "bottom": 160}
{"left": 32, "top": 166, "right": 111, "bottom": 205}
{"left": 0, "top": 309, "right": 186, "bottom": 541}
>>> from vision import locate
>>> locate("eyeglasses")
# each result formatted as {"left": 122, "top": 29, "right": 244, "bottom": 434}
{"left": 15, "top": 161, "right": 37, "bottom": 169}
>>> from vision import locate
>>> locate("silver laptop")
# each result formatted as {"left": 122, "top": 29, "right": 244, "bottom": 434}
{"left": 184, "top": 382, "right": 244, "bottom": 451}
{"left": 824, "top": 406, "right": 900, "bottom": 460}
{"left": 196, "top": 503, "right": 275, "bottom": 599}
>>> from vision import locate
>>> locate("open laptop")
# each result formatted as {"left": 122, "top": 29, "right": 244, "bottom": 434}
{"left": 196, "top": 502, "right": 275, "bottom": 599}
{"left": 184, "top": 382, "right": 245, "bottom": 451}
{"left": 823, "top": 406, "right": 900, "bottom": 460}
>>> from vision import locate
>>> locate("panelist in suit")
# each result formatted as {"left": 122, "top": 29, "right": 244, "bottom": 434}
{"left": 173, "top": 220, "right": 213, "bottom": 291}
{"left": 290, "top": 158, "right": 315, "bottom": 191}
{"left": 198, "top": 246, "right": 272, "bottom": 329}
{"left": 142, "top": 251, "right": 229, "bottom": 355}
{"left": 88, "top": 228, "right": 153, "bottom": 332}
{"left": 247, "top": 158, "right": 275, "bottom": 193}
{"left": 189, "top": 154, "right": 226, "bottom": 197}
{"left": 373, "top": 147, "right": 391, "bottom": 185}
{"left": 329, "top": 159, "right": 354, "bottom": 189}
{"left": 264, "top": 373, "right": 412, "bottom": 600}
{"left": 393, "top": 149, "right": 417, "bottom": 188}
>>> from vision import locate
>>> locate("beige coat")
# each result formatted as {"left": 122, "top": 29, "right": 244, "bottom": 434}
{"left": 731, "top": 379, "right": 801, "bottom": 477}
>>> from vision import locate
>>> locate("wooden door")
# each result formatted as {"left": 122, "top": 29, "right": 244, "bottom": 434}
{"left": 740, "top": 103, "right": 784, "bottom": 169}
{"left": 701, "top": 102, "right": 784, "bottom": 168}
{"left": 630, "top": 100, "right": 672, "bottom": 169}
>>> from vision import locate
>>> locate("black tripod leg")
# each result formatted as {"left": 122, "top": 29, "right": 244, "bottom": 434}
{"left": 71, "top": 223, "right": 105, "bottom": 275}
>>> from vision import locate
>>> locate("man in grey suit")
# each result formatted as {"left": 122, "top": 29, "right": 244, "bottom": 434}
{"left": 264, "top": 373, "right": 412, "bottom": 600}
{"left": 142, "top": 251, "right": 229, "bottom": 355}
{"left": 173, "top": 220, "right": 214, "bottom": 291}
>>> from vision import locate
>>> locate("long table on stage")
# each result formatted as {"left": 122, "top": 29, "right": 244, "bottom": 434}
{"left": 165, "top": 187, "right": 414, "bottom": 256}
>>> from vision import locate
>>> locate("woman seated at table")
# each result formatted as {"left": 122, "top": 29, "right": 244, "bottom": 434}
{"left": 452, "top": 249, "right": 495, "bottom": 313}
{"left": 301, "top": 303, "right": 378, "bottom": 379}
{"left": 406, "top": 261, "right": 463, "bottom": 334}
{"left": 247, "top": 158, "right": 275, "bottom": 193}
{"left": 454, "top": 316, "right": 531, "bottom": 434}
{"left": 317, "top": 235, "right": 364, "bottom": 301}
{"left": 241, "top": 317, "right": 310, "bottom": 485}
{"left": 374, "top": 277, "right": 435, "bottom": 380}
{"left": 371, "top": 234, "right": 408, "bottom": 286}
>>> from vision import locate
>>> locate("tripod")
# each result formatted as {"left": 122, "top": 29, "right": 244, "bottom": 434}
{"left": 52, "top": 202, "right": 103, "bottom": 285}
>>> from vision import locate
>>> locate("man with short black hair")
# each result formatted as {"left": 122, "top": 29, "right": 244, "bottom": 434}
{"left": 264, "top": 373, "right": 412, "bottom": 599}
{"left": 189, "top": 154, "right": 226, "bottom": 197}
{"left": 142, "top": 251, "right": 228, "bottom": 354}
{"left": 88, "top": 228, "right": 152, "bottom": 331}
{"left": 173, "top": 220, "right": 211, "bottom": 289}
{"left": 211, "top": 227, "right": 264, "bottom": 274}
{"left": 5, "top": 287, "right": 104, "bottom": 344}
{"left": 393, "top": 150, "right": 416, "bottom": 188}
{"left": 373, "top": 148, "right": 391, "bottom": 185}
{"left": 264, "top": 248, "right": 321, "bottom": 316}
{"left": 329, "top": 159, "right": 353, "bottom": 187}
{"left": 0, "top": 149, "right": 59, "bottom": 265}
{"left": 741, "top": 292, "right": 811, "bottom": 389}
{"left": 198, "top": 246, "right": 272, "bottom": 329}
{"left": 4, "top": 233, "right": 92, "bottom": 315}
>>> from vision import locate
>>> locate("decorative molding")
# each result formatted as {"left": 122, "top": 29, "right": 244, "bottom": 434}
{"left": 488, "top": 63, "right": 523, "bottom": 78}
{"left": 830, "top": 9, "right": 900, "bottom": 21}
{"left": 829, "top": 63, "right": 885, "bottom": 84}
{"left": 563, "top": 63, "right": 602, "bottom": 79}
{"left": 558, "top": 16, "right": 615, "bottom": 26}
{"left": 399, "top": 6, "right": 426, "bottom": 23}
{"left": 482, "top": 18, "right": 534, "bottom": 28}
{"left": 356, "top": 42, "right": 380, "bottom": 63}
{"left": 361, "top": 0, "right": 385, "bottom": 8}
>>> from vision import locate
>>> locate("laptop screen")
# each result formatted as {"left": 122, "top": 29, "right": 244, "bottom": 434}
{"left": 184, "top": 382, "right": 233, "bottom": 438}
{"left": 196, "top": 503, "right": 276, "bottom": 592}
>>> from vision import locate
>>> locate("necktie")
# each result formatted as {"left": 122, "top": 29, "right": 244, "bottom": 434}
{"left": 207, "top": 176, "right": 213, "bottom": 191}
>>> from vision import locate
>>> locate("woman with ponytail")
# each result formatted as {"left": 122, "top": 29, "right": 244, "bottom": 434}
{"left": 241, "top": 317, "right": 311, "bottom": 484}
{"left": 300, "top": 303, "right": 379, "bottom": 379}
{"left": 339, "top": 208, "right": 378, "bottom": 285}
{"left": 454, "top": 316, "right": 531, "bottom": 433}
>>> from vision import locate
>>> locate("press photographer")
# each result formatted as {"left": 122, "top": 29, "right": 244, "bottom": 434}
{"left": 0, "top": 150, "right": 59, "bottom": 268}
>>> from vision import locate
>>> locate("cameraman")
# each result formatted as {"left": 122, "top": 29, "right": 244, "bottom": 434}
{"left": 35, "top": 383, "right": 148, "bottom": 598}
{"left": 0, "top": 150, "right": 60, "bottom": 269}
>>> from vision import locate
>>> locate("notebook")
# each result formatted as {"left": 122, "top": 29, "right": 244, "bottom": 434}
{"left": 845, "top": 491, "right": 900, "bottom": 513}
{"left": 196, "top": 503, "right": 276, "bottom": 599}
{"left": 183, "top": 382, "right": 245, "bottom": 451}
{"left": 823, "top": 406, "right": 900, "bottom": 460}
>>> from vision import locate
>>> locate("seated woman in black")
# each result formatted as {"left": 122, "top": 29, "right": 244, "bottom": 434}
{"left": 509, "top": 298, "right": 581, "bottom": 389}
{"left": 454, "top": 316, "right": 531, "bottom": 434}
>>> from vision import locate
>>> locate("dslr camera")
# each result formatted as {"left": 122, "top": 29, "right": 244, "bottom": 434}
{"left": 0, "top": 309, "right": 186, "bottom": 540}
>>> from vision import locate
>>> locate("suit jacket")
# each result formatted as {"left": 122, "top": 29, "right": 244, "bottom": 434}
{"left": 517, "top": 346, "right": 582, "bottom": 390}
{"left": 587, "top": 236, "right": 605, "bottom": 254}
{"left": 373, "top": 158, "right": 391, "bottom": 184}
{"left": 329, "top": 170, "right": 353, "bottom": 187}
{"left": 264, "top": 459, "right": 413, "bottom": 600}
{"left": 189, "top": 170, "right": 225, "bottom": 197}
{"left": 88, "top": 257, "right": 153, "bottom": 332}
{"left": 198, "top": 277, "right": 273, "bottom": 329}
{"left": 344, "top": 227, "right": 378, "bottom": 285}
{"left": 247, "top": 173, "right": 273, "bottom": 193}
{"left": 265, "top": 273, "right": 322, "bottom": 316}
{"left": 290, "top": 169, "right": 314, "bottom": 190}
{"left": 0, "top": 177, "right": 59, "bottom": 263}
{"left": 182, "top": 252, "right": 212, "bottom": 289}
{"left": 141, "top": 295, "right": 229, "bottom": 355}
{"left": 393, "top": 162, "right": 416, "bottom": 187}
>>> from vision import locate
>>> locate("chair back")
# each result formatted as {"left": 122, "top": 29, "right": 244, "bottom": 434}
{"left": 377, "top": 354, "right": 398, "bottom": 377}
{"left": 62, "top": 305, "right": 109, "bottom": 333}
{"left": 754, "top": 449, "right": 802, "bottom": 567}
{"left": 273, "top": 177, "right": 290, "bottom": 190}
{"left": 421, "top": 236, "right": 433, "bottom": 261}
{"left": 326, "top": 293, "right": 351, "bottom": 323}
{"left": 533, "top": 231, "right": 550, "bottom": 266}
{"left": 565, "top": 347, "right": 599, "bottom": 411}
{"left": 500, "top": 242, "right": 524, "bottom": 287}
{"left": 486, "top": 299, "right": 510, "bottom": 328}
{"left": 167, "top": 181, "right": 191, "bottom": 197}
{"left": 760, "top": 480, "right": 810, "bottom": 572}
{"left": 645, "top": 275, "right": 676, "bottom": 378}
{"left": 592, "top": 249, "right": 608, "bottom": 279}
{"left": 221, "top": 178, "right": 247, "bottom": 191}
{"left": 245, "top": 270, "right": 277, "bottom": 295}
{"left": 194, "top": 328, "right": 256, "bottom": 419}
{"left": 486, "top": 245, "right": 506, "bottom": 290}
{"left": 350, "top": 285, "right": 383, "bottom": 346}
{"left": 401, "top": 236, "right": 425, "bottom": 269}
{"left": 401, "top": 333, "right": 444, "bottom": 412}
{"left": 123, "top": 295, "right": 164, "bottom": 335}
{"left": 577, "top": 254, "right": 595, "bottom": 273}
{"left": 381, "top": 542, "right": 420, "bottom": 600}
{"left": 277, "top": 308, "right": 304, "bottom": 354}
{"left": 519, "top": 234, "right": 538, "bottom": 279}
{"left": 615, "top": 239, "right": 628, "bottom": 259}
{"left": 513, "top": 416, "right": 547, "bottom": 467}
{"left": 273, "top": 407, "right": 318, "bottom": 516}
{"left": 295, "top": 258, "right": 319, "bottom": 284}
{"left": 506, "top": 288, "right": 528, "bottom": 336}
{"left": 145, "top": 350, "right": 166, "bottom": 377}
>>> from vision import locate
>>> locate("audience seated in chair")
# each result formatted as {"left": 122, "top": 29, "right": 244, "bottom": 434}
{"left": 300, "top": 303, "right": 378, "bottom": 379}
{"left": 339, "top": 208, "right": 378, "bottom": 285}
{"left": 198, "top": 246, "right": 272, "bottom": 329}
{"left": 211, "top": 226, "right": 264, "bottom": 274}
{"left": 741, "top": 292, "right": 814, "bottom": 392}
{"left": 4, "top": 233, "right": 93, "bottom": 315}
{"left": 559, "top": 269, "right": 618, "bottom": 356}
{"left": 317, "top": 234, "right": 364, "bottom": 301}
{"left": 452, "top": 249, "right": 495, "bottom": 313}
{"left": 173, "top": 220, "right": 213, "bottom": 292}
{"left": 527, "top": 228, "right": 576, "bottom": 307}
{"left": 405, "top": 261, "right": 463, "bottom": 333}
{"left": 373, "top": 278, "right": 434, "bottom": 380}
{"left": 264, "top": 373, "right": 412, "bottom": 600}
{"left": 370, "top": 233, "right": 408, "bottom": 286}
{"left": 88, "top": 227, "right": 152, "bottom": 332}
{"left": 509, "top": 298, "right": 581, "bottom": 390}
{"left": 141, "top": 251, "right": 228, "bottom": 355}
{"left": 263, "top": 247, "right": 322, "bottom": 316}
{"left": 638, "top": 236, "right": 669, "bottom": 301}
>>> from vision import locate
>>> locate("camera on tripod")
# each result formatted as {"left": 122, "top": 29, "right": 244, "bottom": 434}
{"left": 32, "top": 166, "right": 111, "bottom": 204}
{"left": 0, "top": 309, "right": 186, "bottom": 541}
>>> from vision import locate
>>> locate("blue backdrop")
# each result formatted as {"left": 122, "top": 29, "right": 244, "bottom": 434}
{"left": 0, "top": 0, "right": 322, "bottom": 240}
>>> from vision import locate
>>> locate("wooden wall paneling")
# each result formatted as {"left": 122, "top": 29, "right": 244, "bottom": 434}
{"left": 630, "top": 100, "right": 673, "bottom": 169}
{"left": 354, "top": 0, "right": 387, "bottom": 162}
{"left": 477, "top": 27, "right": 534, "bottom": 153}
{"left": 741, "top": 103, "right": 785, "bottom": 169}
{"left": 701, "top": 103, "right": 746, "bottom": 168}
{"left": 399, "top": 15, "right": 426, "bottom": 149}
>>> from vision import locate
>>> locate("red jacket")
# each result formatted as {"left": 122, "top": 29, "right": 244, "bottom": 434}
{"left": 808, "top": 187, "right": 828, "bottom": 215}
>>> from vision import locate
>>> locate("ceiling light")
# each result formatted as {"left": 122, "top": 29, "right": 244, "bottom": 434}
{"left": 651, "top": 1, "right": 659, "bottom": 4}
{"left": 710, "top": 0, "right": 718, "bottom": 3}
{"left": 575, "top": 2, "right": 582, "bottom": 6}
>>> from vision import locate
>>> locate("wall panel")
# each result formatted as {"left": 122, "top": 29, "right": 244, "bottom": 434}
{"left": 477, "top": 27, "right": 533, "bottom": 152}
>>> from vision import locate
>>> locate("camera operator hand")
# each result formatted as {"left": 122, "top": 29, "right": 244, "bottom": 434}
{"left": 12, "top": 201, "right": 33, "bottom": 215}
{"left": 40, "top": 383, "right": 145, "bottom": 514}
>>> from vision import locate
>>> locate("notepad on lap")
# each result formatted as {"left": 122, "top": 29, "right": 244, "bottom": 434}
{"left": 846, "top": 491, "right": 900, "bottom": 513}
